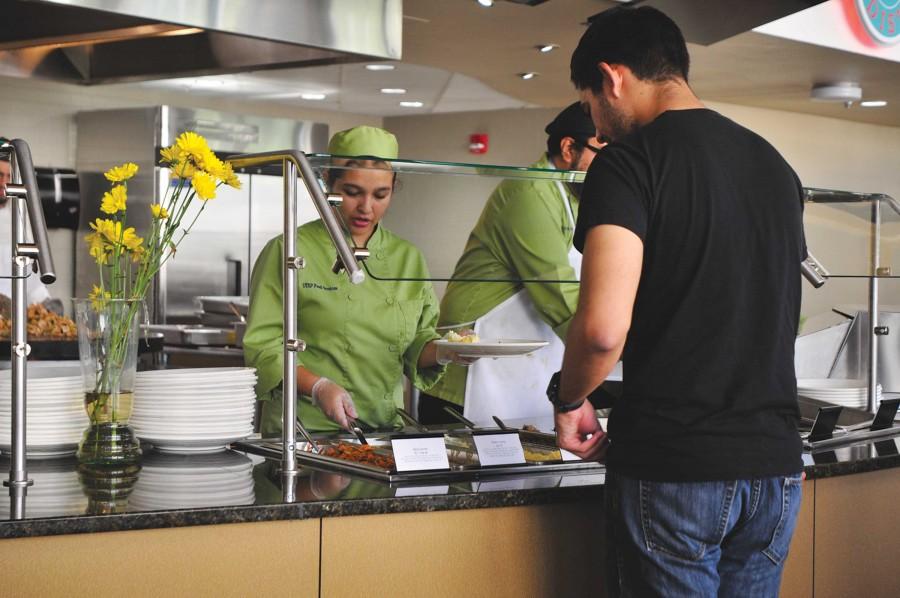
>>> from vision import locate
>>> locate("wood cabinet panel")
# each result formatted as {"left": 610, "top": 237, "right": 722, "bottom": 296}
{"left": 814, "top": 468, "right": 900, "bottom": 598}
{"left": 321, "top": 503, "right": 607, "bottom": 598}
{"left": 1, "top": 519, "right": 320, "bottom": 597}
{"left": 780, "top": 480, "right": 814, "bottom": 598}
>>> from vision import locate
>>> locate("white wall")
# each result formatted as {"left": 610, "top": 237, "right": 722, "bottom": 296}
{"left": 386, "top": 101, "right": 900, "bottom": 326}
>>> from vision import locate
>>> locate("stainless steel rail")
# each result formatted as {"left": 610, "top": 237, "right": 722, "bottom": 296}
{"left": 2, "top": 139, "right": 56, "bottom": 516}
{"left": 804, "top": 189, "right": 900, "bottom": 414}
{"left": 227, "top": 150, "right": 363, "bottom": 483}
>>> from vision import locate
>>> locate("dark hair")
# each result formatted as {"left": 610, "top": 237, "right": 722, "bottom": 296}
{"left": 570, "top": 6, "right": 690, "bottom": 93}
{"left": 324, "top": 158, "right": 397, "bottom": 189}
{"left": 0, "top": 153, "right": 9, "bottom": 163}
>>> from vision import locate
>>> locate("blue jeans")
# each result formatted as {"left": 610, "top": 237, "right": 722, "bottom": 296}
{"left": 605, "top": 472, "right": 803, "bottom": 597}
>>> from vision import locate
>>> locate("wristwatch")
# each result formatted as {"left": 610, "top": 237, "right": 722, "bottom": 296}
{"left": 546, "top": 371, "right": 585, "bottom": 413}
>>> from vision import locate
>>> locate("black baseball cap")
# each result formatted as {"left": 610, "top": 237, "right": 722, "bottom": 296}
{"left": 544, "top": 101, "right": 596, "bottom": 143}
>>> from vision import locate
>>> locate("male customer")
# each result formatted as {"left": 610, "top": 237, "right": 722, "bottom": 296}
{"left": 551, "top": 7, "right": 805, "bottom": 596}
{"left": 419, "top": 103, "right": 603, "bottom": 425}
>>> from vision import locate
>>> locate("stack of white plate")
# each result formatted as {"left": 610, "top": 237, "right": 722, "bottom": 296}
{"left": 797, "top": 378, "right": 881, "bottom": 410}
{"left": 132, "top": 367, "right": 257, "bottom": 453}
{"left": 0, "top": 369, "right": 88, "bottom": 459}
{"left": 129, "top": 450, "right": 255, "bottom": 510}
{"left": 0, "top": 457, "right": 87, "bottom": 518}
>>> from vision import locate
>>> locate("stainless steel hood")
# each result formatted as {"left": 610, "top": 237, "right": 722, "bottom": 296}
{"left": 0, "top": 0, "right": 402, "bottom": 84}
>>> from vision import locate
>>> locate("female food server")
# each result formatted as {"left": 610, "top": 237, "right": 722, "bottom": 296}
{"left": 244, "top": 126, "right": 470, "bottom": 434}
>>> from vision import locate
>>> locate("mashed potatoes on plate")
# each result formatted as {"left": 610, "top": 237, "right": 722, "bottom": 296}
{"left": 444, "top": 329, "right": 479, "bottom": 343}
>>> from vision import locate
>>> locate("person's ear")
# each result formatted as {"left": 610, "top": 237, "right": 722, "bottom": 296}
{"left": 559, "top": 136, "right": 576, "bottom": 165}
{"left": 598, "top": 62, "right": 624, "bottom": 99}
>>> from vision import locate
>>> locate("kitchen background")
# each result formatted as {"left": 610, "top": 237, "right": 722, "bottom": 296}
{"left": 1, "top": 0, "right": 899, "bottom": 331}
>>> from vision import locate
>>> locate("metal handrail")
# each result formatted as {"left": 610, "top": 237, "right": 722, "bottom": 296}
{"left": 2, "top": 139, "right": 56, "bottom": 518}
{"left": 227, "top": 150, "right": 363, "bottom": 485}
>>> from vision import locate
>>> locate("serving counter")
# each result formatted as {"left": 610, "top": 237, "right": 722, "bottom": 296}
{"left": 1, "top": 434, "right": 898, "bottom": 598}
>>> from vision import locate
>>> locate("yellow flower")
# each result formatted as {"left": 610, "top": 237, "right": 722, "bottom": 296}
{"left": 84, "top": 231, "right": 110, "bottom": 265}
{"left": 170, "top": 159, "right": 196, "bottom": 180}
{"left": 222, "top": 161, "right": 242, "bottom": 189}
{"left": 191, "top": 171, "right": 217, "bottom": 200}
{"left": 159, "top": 144, "right": 182, "bottom": 165}
{"left": 150, "top": 204, "right": 169, "bottom": 220}
{"left": 120, "top": 227, "right": 144, "bottom": 253}
{"left": 175, "top": 131, "right": 210, "bottom": 164}
{"left": 200, "top": 148, "right": 225, "bottom": 177}
{"left": 104, "top": 163, "right": 139, "bottom": 182}
{"left": 88, "top": 284, "right": 112, "bottom": 309}
{"left": 90, "top": 218, "right": 120, "bottom": 244}
{"left": 129, "top": 244, "right": 146, "bottom": 263}
{"left": 100, "top": 185, "right": 127, "bottom": 214}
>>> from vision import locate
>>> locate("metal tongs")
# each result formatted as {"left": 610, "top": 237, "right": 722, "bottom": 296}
{"left": 397, "top": 407, "right": 429, "bottom": 433}
{"left": 492, "top": 415, "right": 560, "bottom": 447}
{"left": 295, "top": 417, "right": 321, "bottom": 454}
{"left": 346, "top": 416, "right": 371, "bottom": 445}
{"left": 442, "top": 406, "right": 479, "bottom": 430}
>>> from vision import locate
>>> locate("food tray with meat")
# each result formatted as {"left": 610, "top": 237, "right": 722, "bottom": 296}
{"left": 240, "top": 436, "right": 603, "bottom": 483}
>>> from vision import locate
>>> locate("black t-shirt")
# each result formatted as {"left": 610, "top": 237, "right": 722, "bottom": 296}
{"left": 575, "top": 109, "right": 805, "bottom": 482}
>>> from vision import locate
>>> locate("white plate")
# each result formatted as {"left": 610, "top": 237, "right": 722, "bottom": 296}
{"left": 144, "top": 439, "right": 247, "bottom": 453}
{"left": 134, "top": 427, "right": 253, "bottom": 439}
{"left": 136, "top": 367, "right": 256, "bottom": 381}
{"left": 131, "top": 408, "right": 254, "bottom": 420}
{"left": 797, "top": 378, "right": 877, "bottom": 389}
{"left": 0, "top": 443, "right": 79, "bottom": 458}
{"left": 134, "top": 390, "right": 256, "bottom": 403}
{"left": 434, "top": 338, "right": 550, "bottom": 358}
{"left": 131, "top": 423, "right": 253, "bottom": 435}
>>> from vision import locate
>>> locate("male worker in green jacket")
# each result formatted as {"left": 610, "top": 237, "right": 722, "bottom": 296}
{"left": 419, "top": 103, "right": 603, "bottom": 425}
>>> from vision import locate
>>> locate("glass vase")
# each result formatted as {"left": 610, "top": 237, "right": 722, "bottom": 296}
{"left": 73, "top": 298, "right": 143, "bottom": 466}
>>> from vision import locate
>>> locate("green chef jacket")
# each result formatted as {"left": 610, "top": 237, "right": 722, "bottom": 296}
{"left": 428, "top": 154, "right": 580, "bottom": 407}
{"left": 244, "top": 219, "right": 445, "bottom": 433}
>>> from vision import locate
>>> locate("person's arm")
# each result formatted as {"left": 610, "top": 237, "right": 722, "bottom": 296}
{"left": 494, "top": 185, "right": 580, "bottom": 338}
{"left": 243, "top": 237, "right": 287, "bottom": 398}
{"left": 555, "top": 224, "right": 643, "bottom": 458}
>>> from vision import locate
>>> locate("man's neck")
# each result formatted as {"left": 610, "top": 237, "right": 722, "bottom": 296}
{"left": 637, "top": 79, "right": 704, "bottom": 126}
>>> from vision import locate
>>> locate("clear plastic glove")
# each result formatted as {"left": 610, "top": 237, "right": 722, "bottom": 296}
{"left": 310, "top": 377, "right": 357, "bottom": 430}
{"left": 435, "top": 344, "right": 478, "bottom": 366}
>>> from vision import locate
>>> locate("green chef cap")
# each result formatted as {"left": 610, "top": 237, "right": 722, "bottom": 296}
{"left": 327, "top": 126, "right": 398, "bottom": 160}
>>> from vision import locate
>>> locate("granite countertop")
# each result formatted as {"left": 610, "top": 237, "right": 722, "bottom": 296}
{"left": 1, "top": 434, "right": 898, "bottom": 540}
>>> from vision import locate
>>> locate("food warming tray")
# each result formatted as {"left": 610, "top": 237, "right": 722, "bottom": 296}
{"left": 233, "top": 438, "right": 604, "bottom": 483}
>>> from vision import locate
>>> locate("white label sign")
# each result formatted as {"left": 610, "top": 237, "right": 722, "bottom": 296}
{"left": 472, "top": 432, "right": 526, "bottom": 466}
{"left": 390, "top": 436, "right": 450, "bottom": 472}
{"left": 394, "top": 485, "right": 450, "bottom": 497}
{"left": 560, "top": 448, "right": 582, "bottom": 462}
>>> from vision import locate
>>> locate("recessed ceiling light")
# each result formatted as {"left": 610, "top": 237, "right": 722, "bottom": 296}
{"left": 537, "top": 44, "right": 558, "bottom": 53}
{"left": 399, "top": 101, "right": 424, "bottom": 108}
{"left": 365, "top": 64, "right": 395, "bottom": 71}
{"left": 300, "top": 93, "right": 326, "bottom": 100}
{"left": 477, "top": 0, "right": 494, "bottom": 6}
{"left": 380, "top": 88, "right": 407, "bottom": 94}
{"left": 518, "top": 72, "right": 539, "bottom": 80}
{"left": 810, "top": 82, "right": 862, "bottom": 103}
{"left": 860, "top": 100, "right": 888, "bottom": 108}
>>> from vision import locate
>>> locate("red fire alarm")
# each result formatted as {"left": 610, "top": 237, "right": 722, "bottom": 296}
{"left": 469, "top": 133, "right": 489, "bottom": 154}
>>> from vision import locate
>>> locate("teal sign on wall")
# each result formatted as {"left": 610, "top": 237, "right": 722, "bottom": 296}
{"left": 857, "top": 0, "right": 900, "bottom": 45}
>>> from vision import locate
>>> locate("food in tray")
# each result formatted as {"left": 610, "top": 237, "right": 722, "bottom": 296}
{"left": 0, "top": 303, "right": 77, "bottom": 339}
{"left": 322, "top": 442, "right": 396, "bottom": 470}
{"left": 522, "top": 424, "right": 540, "bottom": 432}
{"left": 523, "top": 445, "right": 562, "bottom": 463}
{"left": 443, "top": 328, "right": 479, "bottom": 343}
